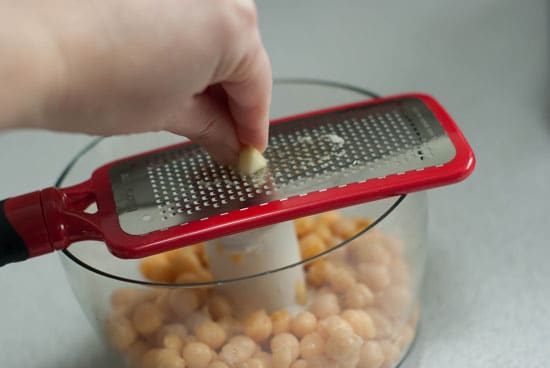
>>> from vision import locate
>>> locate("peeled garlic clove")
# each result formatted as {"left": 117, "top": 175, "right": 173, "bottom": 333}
{"left": 238, "top": 146, "right": 267, "bottom": 175}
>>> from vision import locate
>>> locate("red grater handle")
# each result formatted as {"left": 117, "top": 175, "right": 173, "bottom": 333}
{"left": 0, "top": 182, "right": 103, "bottom": 267}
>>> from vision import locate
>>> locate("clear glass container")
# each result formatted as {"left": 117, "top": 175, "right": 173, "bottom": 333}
{"left": 58, "top": 80, "right": 426, "bottom": 368}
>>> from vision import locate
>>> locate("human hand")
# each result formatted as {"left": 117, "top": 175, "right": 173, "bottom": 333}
{"left": 1, "top": 0, "right": 272, "bottom": 163}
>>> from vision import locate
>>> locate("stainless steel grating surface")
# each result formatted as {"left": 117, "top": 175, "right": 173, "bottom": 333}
{"left": 110, "top": 98, "right": 456, "bottom": 235}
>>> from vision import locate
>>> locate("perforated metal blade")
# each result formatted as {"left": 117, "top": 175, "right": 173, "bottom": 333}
{"left": 109, "top": 95, "right": 468, "bottom": 237}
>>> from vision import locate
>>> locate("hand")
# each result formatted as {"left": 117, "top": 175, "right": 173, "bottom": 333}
{"left": 0, "top": 0, "right": 272, "bottom": 163}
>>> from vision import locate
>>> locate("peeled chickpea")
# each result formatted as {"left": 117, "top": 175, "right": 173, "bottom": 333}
{"left": 396, "top": 324, "right": 415, "bottom": 350}
{"left": 345, "top": 283, "right": 374, "bottom": 309}
{"left": 171, "top": 247, "right": 203, "bottom": 273}
{"left": 299, "top": 332, "right": 324, "bottom": 360}
{"left": 142, "top": 348, "right": 186, "bottom": 368}
{"left": 305, "top": 355, "right": 333, "bottom": 368}
{"left": 379, "top": 340, "right": 400, "bottom": 367}
{"left": 176, "top": 270, "right": 213, "bottom": 284}
{"left": 354, "top": 218, "right": 373, "bottom": 232}
{"left": 207, "top": 294, "right": 233, "bottom": 321}
{"left": 309, "top": 291, "right": 340, "bottom": 319}
{"left": 294, "top": 216, "right": 315, "bottom": 237}
{"left": 351, "top": 234, "right": 391, "bottom": 265}
{"left": 324, "top": 327, "right": 362, "bottom": 365}
{"left": 218, "top": 317, "right": 243, "bottom": 336}
{"left": 318, "top": 315, "right": 353, "bottom": 339}
{"left": 243, "top": 309, "right": 273, "bottom": 342}
{"left": 294, "top": 280, "right": 308, "bottom": 306}
{"left": 290, "top": 360, "right": 307, "bottom": 368}
{"left": 195, "top": 320, "right": 227, "bottom": 349}
{"left": 182, "top": 342, "right": 213, "bottom": 368}
{"left": 184, "top": 311, "right": 211, "bottom": 332}
{"left": 366, "top": 308, "right": 393, "bottom": 339}
{"left": 105, "top": 315, "right": 137, "bottom": 351}
{"left": 340, "top": 309, "right": 376, "bottom": 339}
{"left": 382, "top": 234, "right": 404, "bottom": 257}
{"left": 313, "top": 226, "right": 333, "bottom": 245}
{"left": 132, "top": 302, "right": 165, "bottom": 335}
{"left": 299, "top": 233, "right": 325, "bottom": 260}
{"left": 125, "top": 340, "right": 149, "bottom": 364}
{"left": 358, "top": 340, "right": 384, "bottom": 368}
{"left": 271, "top": 310, "right": 291, "bottom": 335}
{"left": 240, "top": 358, "right": 265, "bottom": 368}
{"left": 140, "top": 253, "right": 176, "bottom": 283}
{"left": 219, "top": 337, "right": 256, "bottom": 366}
{"left": 290, "top": 312, "right": 317, "bottom": 338}
{"left": 329, "top": 218, "right": 357, "bottom": 239}
{"left": 254, "top": 351, "right": 273, "bottom": 368}
{"left": 168, "top": 289, "right": 200, "bottom": 319}
{"left": 316, "top": 211, "right": 341, "bottom": 226}
{"left": 375, "top": 285, "right": 412, "bottom": 319}
{"left": 306, "top": 260, "right": 332, "bottom": 287}
{"left": 162, "top": 334, "right": 183, "bottom": 351}
{"left": 357, "top": 263, "right": 391, "bottom": 292}
{"left": 270, "top": 333, "right": 300, "bottom": 368}
{"left": 208, "top": 361, "right": 229, "bottom": 368}
{"left": 157, "top": 323, "right": 189, "bottom": 341}
{"left": 328, "top": 266, "right": 356, "bottom": 293}
{"left": 110, "top": 288, "right": 148, "bottom": 310}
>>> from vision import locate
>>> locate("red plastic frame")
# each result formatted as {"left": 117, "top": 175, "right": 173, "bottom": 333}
{"left": 6, "top": 93, "right": 476, "bottom": 260}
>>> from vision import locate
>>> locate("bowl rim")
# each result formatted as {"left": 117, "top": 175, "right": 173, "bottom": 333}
{"left": 57, "top": 78, "right": 407, "bottom": 287}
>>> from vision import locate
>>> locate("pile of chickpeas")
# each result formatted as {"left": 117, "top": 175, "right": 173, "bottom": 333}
{"left": 105, "top": 212, "right": 418, "bottom": 368}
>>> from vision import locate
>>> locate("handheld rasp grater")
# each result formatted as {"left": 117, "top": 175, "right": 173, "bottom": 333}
{"left": 0, "top": 94, "right": 475, "bottom": 266}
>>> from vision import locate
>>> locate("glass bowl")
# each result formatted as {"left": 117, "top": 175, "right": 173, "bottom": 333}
{"left": 58, "top": 80, "right": 426, "bottom": 368}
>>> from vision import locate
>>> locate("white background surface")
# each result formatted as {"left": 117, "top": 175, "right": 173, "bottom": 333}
{"left": 1, "top": 0, "right": 549, "bottom": 367}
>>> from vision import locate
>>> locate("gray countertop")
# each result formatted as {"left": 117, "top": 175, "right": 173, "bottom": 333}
{"left": 1, "top": 0, "right": 549, "bottom": 367}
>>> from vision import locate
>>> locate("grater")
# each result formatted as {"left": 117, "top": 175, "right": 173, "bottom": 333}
{"left": 0, "top": 94, "right": 475, "bottom": 266}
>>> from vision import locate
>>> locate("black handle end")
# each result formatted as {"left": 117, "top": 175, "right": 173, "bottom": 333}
{"left": 0, "top": 200, "right": 29, "bottom": 266}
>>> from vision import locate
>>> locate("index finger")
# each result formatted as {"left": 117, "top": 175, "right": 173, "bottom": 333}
{"left": 222, "top": 45, "right": 272, "bottom": 152}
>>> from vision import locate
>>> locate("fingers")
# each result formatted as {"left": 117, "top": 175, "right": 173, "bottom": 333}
{"left": 166, "top": 93, "right": 240, "bottom": 165}
{"left": 222, "top": 44, "right": 272, "bottom": 152}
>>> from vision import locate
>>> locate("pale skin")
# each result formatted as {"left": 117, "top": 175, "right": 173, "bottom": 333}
{"left": 0, "top": 0, "right": 272, "bottom": 164}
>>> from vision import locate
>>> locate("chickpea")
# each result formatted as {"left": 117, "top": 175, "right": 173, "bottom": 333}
{"left": 314, "top": 226, "right": 333, "bottom": 245}
{"left": 340, "top": 309, "right": 376, "bottom": 339}
{"left": 318, "top": 315, "right": 353, "bottom": 339}
{"left": 299, "top": 332, "right": 324, "bottom": 360}
{"left": 388, "top": 258, "right": 411, "bottom": 286}
{"left": 218, "top": 316, "right": 243, "bottom": 336}
{"left": 182, "top": 342, "right": 213, "bottom": 368}
{"left": 305, "top": 355, "right": 332, "bottom": 368}
{"left": 110, "top": 288, "right": 148, "bottom": 310}
{"left": 316, "top": 211, "right": 341, "bottom": 226}
{"left": 184, "top": 311, "right": 211, "bottom": 332}
{"left": 294, "top": 216, "right": 315, "bottom": 237}
{"left": 324, "top": 327, "right": 362, "bottom": 365}
{"left": 142, "top": 348, "right": 186, "bottom": 368}
{"left": 171, "top": 247, "right": 203, "bottom": 273}
{"left": 358, "top": 340, "right": 384, "bottom": 368}
{"left": 132, "top": 302, "right": 165, "bottom": 335}
{"left": 220, "top": 339, "right": 255, "bottom": 366}
{"left": 206, "top": 294, "right": 233, "bottom": 321}
{"left": 351, "top": 235, "right": 391, "bottom": 265}
{"left": 306, "top": 260, "right": 332, "bottom": 287}
{"left": 228, "top": 335, "right": 257, "bottom": 357}
{"left": 294, "top": 280, "right": 308, "bottom": 306}
{"left": 162, "top": 334, "right": 183, "bottom": 351}
{"left": 375, "top": 285, "right": 412, "bottom": 319}
{"left": 140, "top": 253, "right": 176, "bottom": 283}
{"left": 168, "top": 289, "right": 200, "bottom": 319}
{"left": 354, "top": 218, "right": 373, "bottom": 232}
{"left": 270, "top": 310, "right": 291, "bottom": 335}
{"left": 243, "top": 309, "right": 273, "bottom": 343}
{"left": 105, "top": 315, "right": 137, "bottom": 351}
{"left": 125, "top": 340, "right": 149, "bottom": 365}
{"left": 290, "top": 360, "right": 307, "bottom": 368}
{"left": 193, "top": 243, "right": 209, "bottom": 267}
{"left": 290, "top": 312, "right": 317, "bottom": 338}
{"left": 157, "top": 323, "right": 189, "bottom": 342}
{"left": 329, "top": 218, "right": 357, "bottom": 239}
{"left": 208, "top": 361, "right": 229, "bottom": 368}
{"left": 328, "top": 266, "right": 356, "bottom": 293}
{"left": 309, "top": 291, "right": 340, "bottom": 319}
{"left": 396, "top": 324, "right": 415, "bottom": 350}
{"left": 175, "top": 270, "right": 213, "bottom": 284}
{"left": 357, "top": 263, "right": 391, "bottom": 292}
{"left": 379, "top": 340, "right": 400, "bottom": 367}
{"left": 195, "top": 320, "right": 227, "bottom": 350}
{"left": 366, "top": 308, "right": 393, "bottom": 339}
{"left": 299, "top": 233, "right": 325, "bottom": 260}
{"left": 240, "top": 358, "right": 265, "bottom": 368}
{"left": 345, "top": 283, "right": 374, "bottom": 309}
{"left": 382, "top": 234, "right": 404, "bottom": 257}
{"left": 253, "top": 351, "right": 273, "bottom": 368}
{"left": 270, "top": 333, "right": 300, "bottom": 368}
